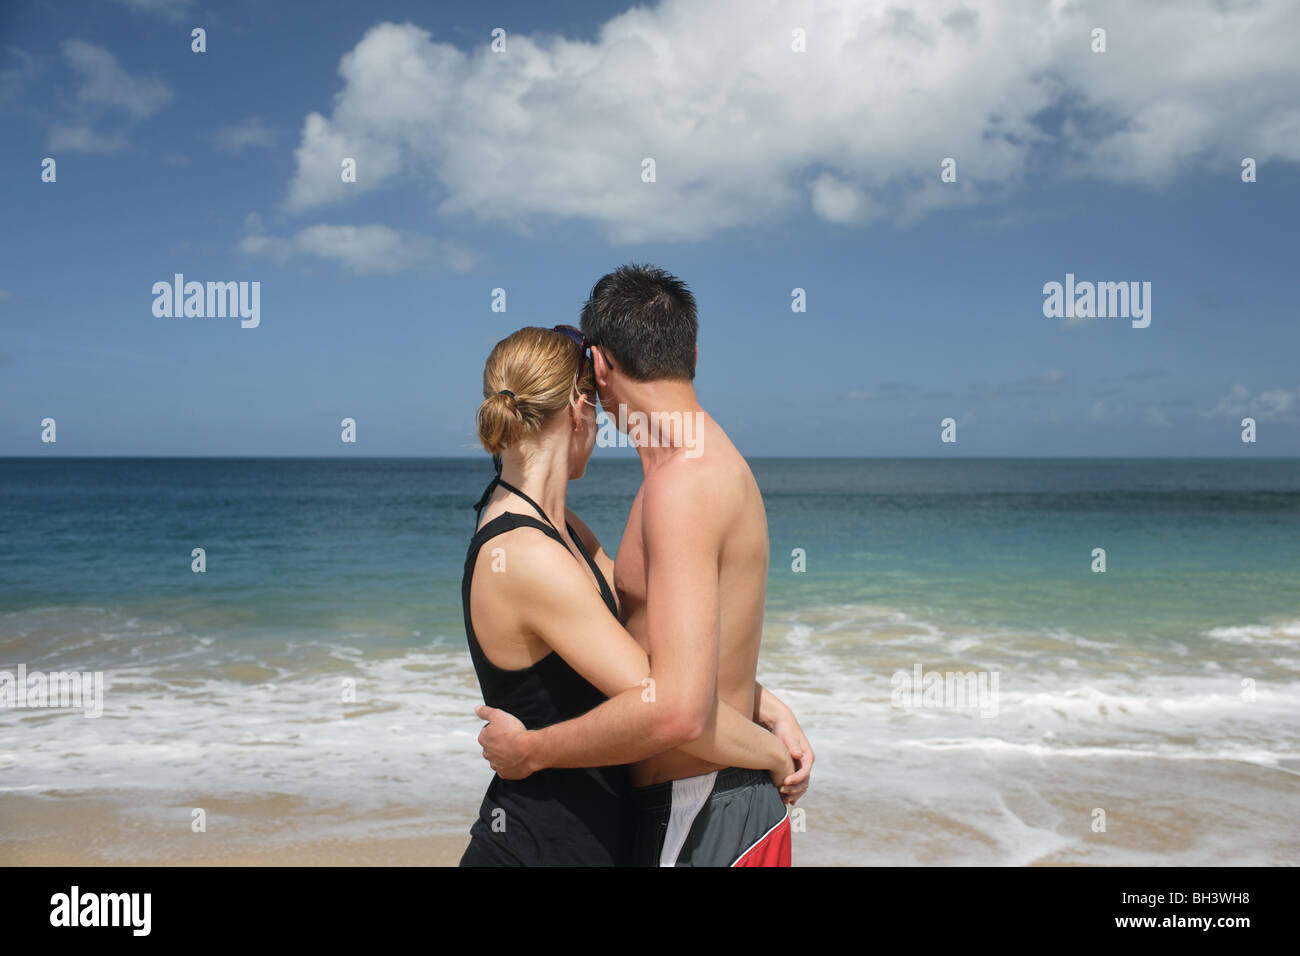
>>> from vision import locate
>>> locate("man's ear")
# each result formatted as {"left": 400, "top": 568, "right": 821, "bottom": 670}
{"left": 693, "top": 344, "right": 699, "bottom": 372}
{"left": 592, "top": 345, "right": 612, "bottom": 388}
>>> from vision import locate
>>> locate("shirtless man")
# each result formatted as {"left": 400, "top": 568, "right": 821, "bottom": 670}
{"left": 476, "top": 263, "right": 813, "bottom": 866}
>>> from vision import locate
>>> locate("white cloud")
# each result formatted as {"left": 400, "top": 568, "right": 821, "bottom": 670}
{"left": 1144, "top": 406, "right": 1171, "bottom": 427}
{"left": 284, "top": 1, "right": 1300, "bottom": 242}
{"left": 1257, "top": 389, "right": 1298, "bottom": 417}
{"left": 1213, "top": 384, "right": 1250, "bottom": 416}
{"left": 114, "top": 0, "right": 195, "bottom": 22}
{"left": 0, "top": 47, "right": 43, "bottom": 108}
{"left": 845, "top": 381, "right": 920, "bottom": 402}
{"left": 1210, "top": 384, "right": 1300, "bottom": 423}
{"left": 1061, "top": 310, "right": 1099, "bottom": 330}
{"left": 810, "top": 173, "right": 870, "bottom": 224}
{"left": 235, "top": 222, "right": 477, "bottom": 276}
{"left": 214, "top": 117, "right": 279, "bottom": 152}
{"left": 850, "top": 371, "right": 1066, "bottom": 404}
{"left": 62, "top": 40, "right": 172, "bottom": 119}
{"left": 48, "top": 40, "right": 172, "bottom": 153}
{"left": 1091, "top": 400, "right": 1120, "bottom": 421}
{"left": 47, "top": 125, "right": 128, "bottom": 152}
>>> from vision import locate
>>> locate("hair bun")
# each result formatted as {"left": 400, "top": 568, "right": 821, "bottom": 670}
{"left": 477, "top": 326, "right": 596, "bottom": 457}
{"left": 477, "top": 387, "right": 526, "bottom": 455}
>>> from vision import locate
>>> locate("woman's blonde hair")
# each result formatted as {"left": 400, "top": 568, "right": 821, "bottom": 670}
{"left": 476, "top": 327, "right": 595, "bottom": 455}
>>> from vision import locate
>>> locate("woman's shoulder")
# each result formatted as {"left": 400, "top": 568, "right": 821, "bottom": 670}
{"left": 473, "top": 510, "right": 562, "bottom": 552}
{"left": 471, "top": 516, "right": 593, "bottom": 599}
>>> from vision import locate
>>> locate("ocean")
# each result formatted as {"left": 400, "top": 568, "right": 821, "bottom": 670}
{"left": 2, "top": 457, "right": 1298, "bottom": 864}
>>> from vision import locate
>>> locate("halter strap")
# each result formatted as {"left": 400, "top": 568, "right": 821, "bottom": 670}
{"left": 471, "top": 469, "right": 619, "bottom": 618}
{"left": 473, "top": 474, "right": 561, "bottom": 537}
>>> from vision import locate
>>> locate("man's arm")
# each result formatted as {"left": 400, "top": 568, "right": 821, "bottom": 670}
{"left": 479, "top": 465, "right": 791, "bottom": 780}
{"left": 475, "top": 501, "right": 791, "bottom": 780}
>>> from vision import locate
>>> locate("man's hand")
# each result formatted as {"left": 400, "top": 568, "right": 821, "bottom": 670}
{"left": 768, "top": 712, "right": 814, "bottom": 805}
{"left": 476, "top": 705, "right": 533, "bottom": 780}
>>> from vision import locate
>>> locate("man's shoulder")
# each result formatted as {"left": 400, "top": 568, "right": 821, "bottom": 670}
{"left": 642, "top": 451, "right": 723, "bottom": 502}
{"left": 641, "top": 452, "right": 753, "bottom": 534}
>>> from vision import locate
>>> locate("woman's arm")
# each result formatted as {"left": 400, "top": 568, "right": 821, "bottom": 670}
{"left": 487, "top": 530, "right": 791, "bottom": 777}
{"left": 754, "top": 681, "right": 814, "bottom": 804}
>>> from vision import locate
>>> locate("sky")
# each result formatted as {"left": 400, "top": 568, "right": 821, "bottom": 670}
{"left": 1, "top": 0, "right": 1298, "bottom": 458}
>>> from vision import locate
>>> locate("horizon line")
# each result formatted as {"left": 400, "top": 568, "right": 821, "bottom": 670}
{"left": 1, "top": 455, "right": 1295, "bottom": 462}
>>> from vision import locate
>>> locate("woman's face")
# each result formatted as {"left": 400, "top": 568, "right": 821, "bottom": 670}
{"left": 567, "top": 390, "right": 599, "bottom": 480}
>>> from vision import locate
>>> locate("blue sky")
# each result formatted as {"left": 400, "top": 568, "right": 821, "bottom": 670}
{"left": 2, "top": 0, "right": 1298, "bottom": 457}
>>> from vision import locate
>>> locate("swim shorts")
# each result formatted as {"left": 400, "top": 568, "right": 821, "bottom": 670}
{"left": 631, "top": 767, "right": 792, "bottom": 867}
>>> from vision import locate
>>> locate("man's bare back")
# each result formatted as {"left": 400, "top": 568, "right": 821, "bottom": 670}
{"left": 613, "top": 413, "right": 770, "bottom": 787}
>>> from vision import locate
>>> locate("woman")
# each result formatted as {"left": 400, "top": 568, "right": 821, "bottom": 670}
{"left": 459, "top": 325, "right": 794, "bottom": 866}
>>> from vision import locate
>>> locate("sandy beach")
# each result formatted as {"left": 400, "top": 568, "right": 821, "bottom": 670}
{"left": 4, "top": 751, "right": 1296, "bottom": 866}
{"left": 0, "top": 790, "right": 471, "bottom": 866}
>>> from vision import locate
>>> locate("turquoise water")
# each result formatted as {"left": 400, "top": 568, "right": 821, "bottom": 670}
{"left": 755, "top": 457, "right": 1300, "bottom": 638}
{"left": 4, "top": 457, "right": 1297, "bottom": 646}
{"left": 2, "top": 457, "right": 1298, "bottom": 863}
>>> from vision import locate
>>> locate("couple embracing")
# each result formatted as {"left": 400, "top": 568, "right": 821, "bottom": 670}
{"left": 460, "top": 264, "right": 813, "bottom": 867}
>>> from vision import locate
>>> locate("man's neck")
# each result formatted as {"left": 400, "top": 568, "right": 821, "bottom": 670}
{"left": 616, "top": 379, "right": 706, "bottom": 475}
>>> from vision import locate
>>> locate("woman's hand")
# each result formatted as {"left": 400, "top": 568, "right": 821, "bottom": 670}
{"left": 768, "top": 712, "right": 814, "bottom": 805}
{"left": 754, "top": 683, "right": 814, "bottom": 804}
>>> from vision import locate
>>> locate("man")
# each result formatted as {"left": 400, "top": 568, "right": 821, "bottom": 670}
{"left": 476, "top": 263, "right": 812, "bottom": 866}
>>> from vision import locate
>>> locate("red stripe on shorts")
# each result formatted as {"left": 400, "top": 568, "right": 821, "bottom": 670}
{"left": 731, "top": 812, "right": 792, "bottom": 867}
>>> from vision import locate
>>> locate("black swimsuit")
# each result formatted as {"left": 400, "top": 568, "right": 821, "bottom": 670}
{"left": 458, "top": 474, "right": 633, "bottom": 867}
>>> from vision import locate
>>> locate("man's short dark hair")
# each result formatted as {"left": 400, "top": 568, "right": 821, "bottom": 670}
{"left": 579, "top": 263, "right": 697, "bottom": 381}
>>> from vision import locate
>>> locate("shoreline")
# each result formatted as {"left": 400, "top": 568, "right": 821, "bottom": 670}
{"left": 4, "top": 752, "right": 1296, "bottom": 866}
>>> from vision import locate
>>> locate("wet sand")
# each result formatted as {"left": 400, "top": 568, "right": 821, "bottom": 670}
{"left": 0, "top": 790, "right": 470, "bottom": 866}
{"left": 3, "top": 753, "right": 1295, "bottom": 866}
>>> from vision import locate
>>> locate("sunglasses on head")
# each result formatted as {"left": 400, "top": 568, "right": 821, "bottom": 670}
{"left": 552, "top": 324, "right": 614, "bottom": 374}
{"left": 552, "top": 324, "right": 594, "bottom": 382}
{"left": 552, "top": 324, "right": 589, "bottom": 350}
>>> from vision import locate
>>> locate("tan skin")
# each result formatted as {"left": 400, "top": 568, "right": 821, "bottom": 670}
{"left": 609, "top": 405, "right": 774, "bottom": 788}
{"left": 476, "top": 349, "right": 814, "bottom": 804}
{"left": 469, "top": 379, "right": 803, "bottom": 787}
